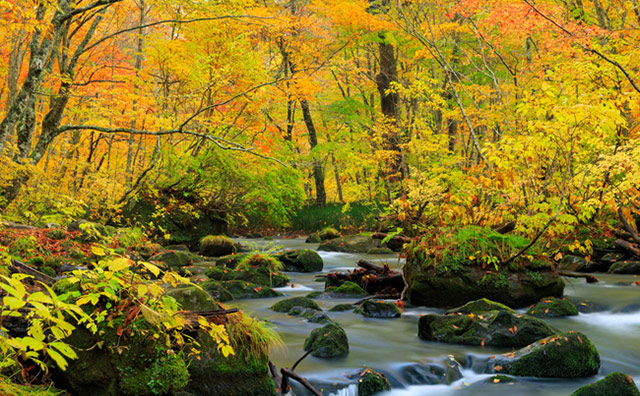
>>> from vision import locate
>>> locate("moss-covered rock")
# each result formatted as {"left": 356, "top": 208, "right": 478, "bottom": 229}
{"left": 487, "top": 331, "right": 600, "bottom": 378}
{"left": 354, "top": 300, "right": 401, "bottom": 318}
{"left": 329, "top": 304, "right": 355, "bottom": 312}
{"left": 367, "top": 247, "right": 394, "bottom": 254}
{"left": 288, "top": 307, "right": 331, "bottom": 323}
{"left": 221, "top": 280, "right": 282, "bottom": 299}
{"left": 277, "top": 249, "right": 323, "bottom": 272}
{"left": 419, "top": 308, "right": 558, "bottom": 347}
{"left": 445, "top": 298, "right": 515, "bottom": 315}
{"left": 166, "top": 286, "right": 221, "bottom": 311}
{"left": 271, "top": 297, "right": 320, "bottom": 312}
{"left": 199, "top": 235, "right": 236, "bottom": 257}
{"left": 570, "top": 372, "right": 640, "bottom": 396}
{"left": 306, "top": 227, "right": 341, "bottom": 243}
{"left": 609, "top": 260, "right": 640, "bottom": 274}
{"left": 527, "top": 297, "right": 578, "bottom": 317}
{"left": 215, "top": 253, "right": 248, "bottom": 269}
{"left": 205, "top": 257, "right": 289, "bottom": 288}
{"left": 303, "top": 322, "right": 349, "bottom": 358}
{"left": 149, "top": 250, "right": 201, "bottom": 269}
{"left": 318, "top": 234, "right": 381, "bottom": 253}
{"left": 306, "top": 291, "right": 323, "bottom": 299}
{"left": 357, "top": 369, "right": 391, "bottom": 396}
{"left": 325, "top": 281, "right": 368, "bottom": 297}
{"left": 200, "top": 281, "right": 234, "bottom": 302}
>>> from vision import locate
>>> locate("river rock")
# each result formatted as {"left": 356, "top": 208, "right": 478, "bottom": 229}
{"left": 271, "top": 296, "right": 320, "bottom": 312}
{"left": 486, "top": 331, "right": 600, "bottom": 378}
{"left": 325, "top": 281, "right": 368, "bottom": 297}
{"left": 150, "top": 250, "right": 201, "bottom": 269}
{"left": 199, "top": 281, "right": 234, "bottom": 302}
{"left": 218, "top": 280, "right": 281, "bottom": 300}
{"left": 306, "top": 227, "right": 341, "bottom": 243}
{"left": 527, "top": 297, "right": 578, "bottom": 317}
{"left": 399, "top": 360, "right": 464, "bottom": 386}
{"left": 288, "top": 307, "right": 331, "bottom": 323}
{"left": 329, "top": 304, "right": 355, "bottom": 312}
{"left": 357, "top": 369, "right": 391, "bottom": 396}
{"left": 318, "top": 234, "right": 380, "bottom": 253}
{"left": 303, "top": 322, "right": 349, "bottom": 358}
{"left": 419, "top": 303, "right": 558, "bottom": 347}
{"left": 559, "top": 255, "right": 588, "bottom": 272}
{"left": 166, "top": 286, "right": 221, "bottom": 311}
{"left": 446, "top": 298, "right": 515, "bottom": 315}
{"left": 609, "top": 260, "right": 640, "bottom": 274}
{"left": 570, "top": 371, "right": 640, "bottom": 396}
{"left": 354, "top": 300, "right": 401, "bottom": 318}
{"left": 215, "top": 253, "right": 247, "bottom": 269}
{"left": 403, "top": 258, "right": 564, "bottom": 308}
{"left": 277, "top": 249, "right": 323, "bottom": 272}
{"left": 205, "top": 263, "right": 289, "bottom": 287}
{"left": 199, "top": 235, "right": 236, "bottom": 257}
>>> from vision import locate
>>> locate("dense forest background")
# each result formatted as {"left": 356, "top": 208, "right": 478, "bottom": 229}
{"left": 1, "top": 0, "right": 639, "bottom": 242}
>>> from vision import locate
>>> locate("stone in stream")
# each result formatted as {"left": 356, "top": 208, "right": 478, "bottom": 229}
{"left": 317, "top": 234, "right": 382, "bottom": 253}
{"left": 205, "top": 257, "right": 289, "bottom": 288}
{"left": 558, "top": 255, "right": 588, "bottom": 271}
{"left": 202, "top": 280, "right": 281, "bottom": 300}
{"left": 354, "top": 300, "right": 401, "bottom": 318}
{"left": 271, "top": 296, "right": 321, "bottom": 312}
{"left": 357, "top": 369, "right": 391, "bottom": 396}
{"left": 288, "top": 306, "right": 331, "bottom": 323}
{"left": 609, "top": 260, "right": 640, "bottom": 274}
{"left": 418, "top": 298, "right": 558, "bottom": 347}
{"left": 277, "top": 249, "right": 323, "bottom": 272}
{"left": 570, "top": 371, "right": 640, "bottom": 396}
{"left": 486, "top": 331, "right": 600, "bottom": 378}
{"left": 200, "top": 280, "right": 234, "bottom": 302}
{"left": 303, "top": 322, "right": 349, "bottom": 358}
{"left": 329, "top": 303, "right": 355, "bottom": 312}
{"left": 149, "top": 250, "right": 201, "bottom": 269}
{"left": 215, "top": 253, "right": 248, "bottom": 269}
{"left": 306, "top": 227, "right": 341, "bottom": 243}
{"left": 527, "top": 296, "right": 578, "bottom": 317}
{"left": 324, "top": 281, "right": 368, "bottom": 297}
{"left": 198, "top": 235, "right": 236, "bottom": 257}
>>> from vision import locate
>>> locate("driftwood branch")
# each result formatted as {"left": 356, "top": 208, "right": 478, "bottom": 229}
{"left": 614, "top": 239, "right": 640, "bottom": 256}
{"left": 281, "top": 368, "right": 323, "bottom": 396}
{"left": 558, "top": 271, "right": 599, "bottom": 283}
{"left": 357, "top": 259, "right": 386, "bottom": 273}
{"left": 617, "top": 206, "right": 640, "bottom": 244}
{"left": 9, "top": 259, "right": 56, "bottom": 285}
{"left": 268, "top": 361, "right": 282, "bottom": 390}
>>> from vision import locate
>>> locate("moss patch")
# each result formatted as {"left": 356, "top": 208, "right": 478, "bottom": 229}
{"left": 570, "top": 372, "right": 640, "bottom": 396}
{"left": 358, "top": 369, "right": 391, "bottom": 396}
{"left": 326, "top": 281, "right": 368, "bottom": 297}
{"left": 199, "top": 235, "right": 236, "bottom": 257}
{"left": 271, "top": 297, "right": 320, "bottom": 312}
{"left": 527, "top": 297, "right": 578, "bottom": 317}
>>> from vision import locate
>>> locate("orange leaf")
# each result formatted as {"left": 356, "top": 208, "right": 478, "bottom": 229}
{"left": 116, "top": 325, "right": 123, "bottom": 337}
{"left": 577, "top": 336, "right": 583, "bottom": 344}
{"left": 494, "top": 365, "right": 503, "bottom": 371}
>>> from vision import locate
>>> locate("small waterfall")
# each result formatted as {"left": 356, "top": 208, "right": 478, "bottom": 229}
{"left": 329, "top": 384, "right": 358, "bottom": 396}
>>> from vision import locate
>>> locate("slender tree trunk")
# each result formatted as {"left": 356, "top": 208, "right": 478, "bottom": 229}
{"left": 299, "top": 99, "right": 326, "bottom": 206}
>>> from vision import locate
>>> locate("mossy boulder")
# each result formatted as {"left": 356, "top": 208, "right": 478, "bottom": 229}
{"left": 609, "top": 260, "right": 640, "bottom": 274}
{"left": 419, "top": 307, "right": 558, "bottom": 347}
{"left": 558, "top": 255, "right": 588, "bottom": 272}
{"left": 166, "top": 286, "right": 221, "bottom": 311}
{"left": 221, "top": 280, "right": 282, "bottom": 300}
{"left": 486, "top": 331, "right": 600, "bottom": 378}
{"left": 200, "top": 281, "right": 234, "bottom": 302}
{"left": 403, "top": 260, "right": 564, "bottom": 308}
{"left": 318, "top": 234, "right": 381, "bottom": 253}
{"left": 357, "top": 369, "right": 391, "bottom": 396}
{"left": 199, "top": 235, "right": 236, "bottom": 257}
{"left": 306, "top": 227, "right": 341, "bottom": 243}
{"left": 527, "top": 297, "right": 578, "bottom": 317}
{"left": 446, "top": 298, "right": 515, "bottom": 315}
{"left": 354, "top": 300, "right": 401, "bottom": 318}
{"left": 205, "top": 259, "right": 289, "bottom": 288}
{"left": 570, "top": 372, "right": 640, "bottom": 396}
{"left": 303, "top": 322, "right": 349, "bottom": 358}
{"left": 325, "top": 281, "right": 368, "bottom": 297}
{"left": 277, "top": 249, "right": 323, "bottom": 272}
{"left": 288, "top": 307, "right": 331, "bottom": 323}
{"left": 215, "top": 253, "right": 248, "bottom": 269}
{"left": 329, "top": 304, "right": 355, "bottom": 312}
{"left": 149, "top": 250, "right": 201, "bottom": 269}
{"left": 271, "top": 297, "right": 320, "bottom": 312}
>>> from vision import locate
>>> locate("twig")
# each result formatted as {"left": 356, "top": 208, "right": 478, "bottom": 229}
{"left": 281, "top": 368, "right": 323, "bottom": 396}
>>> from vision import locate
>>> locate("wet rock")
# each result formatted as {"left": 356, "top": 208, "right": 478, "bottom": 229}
{"left": 325, "top": 281, "right": 368, "bottom": 297}
{"left": 150, "top": 250, "right": 201, "bottom": 269}
{"left": 570, "top": 371, "right": 640, "bottom": 396}
{"left": 166, "top": 286, "right": 221, "bottom": 311}
{"left": 318, "top": 234, "right": 380, "bottom": 253}
{"left": 569, "top": 298, "right": 609, "bottom": 313}
{"left": 199, "top": 281, "right": 234, "bottom": 302}
{"left": 306, "top": 291, "right": 324, "bottom": 299}
{"left": 559, "top": 255, "right": 588, "bottom": 272}
{"left": 486, "top": 331, "right": 600, "bottom": 378}
{"left": 527, "top": 297, "right": 578, "bottom": 317}
{"left": 271, "top": 297, "right": 320, "bottom": 312}
{"left": 329, "top": 304, "right": 355, "bottom": 312}
{"left": 306, "top": 227, "right": 341, "bottom": 243}
{"left": 609, "top": 261, "right": 640, "bottom": 274}
{"left": 354, "top": 300, "right": 401, "bottom": 318}
{"left": 199, "top": 235, "right": 236, "bottom": 257}
{"left": 446, "top": 298, "right": 515, "bottom": 315}
{"left": 367, "top": 247, "right": 394, "bottom": 254}
{"left": 215, "top": 253, "right": 247, "bottom": 269}
{"left": 164, "top": 244, "right": 190, "bottom": 252}
{"left": 357, "top": 369, "right": 391, "bottom": 396}
{"left": 288, "top": 307, "right": 331, "bottom": 323}
{"left": 600, "top": 252, "right": 625, "bottom": 264}
{"left": 219, "top": 280, "right": 281, "bottom": 300}
{"left": 303, "top": 322, "right": 349, "bottom": 358}
{"left": 616, "top": 304, "right": 640, "bottom": 314}
{"left": 419, "top": 299, "right": 558, "bottom": 347}
{"left": 205, "top": 260, "right": 289, "bottom": 288}
{"left": 277, "top": 249, "right": 323, "bottom": 272}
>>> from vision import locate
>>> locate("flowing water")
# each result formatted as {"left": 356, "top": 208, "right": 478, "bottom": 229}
{"left": 228, "top": 238, "right": 640, "bottom": 396}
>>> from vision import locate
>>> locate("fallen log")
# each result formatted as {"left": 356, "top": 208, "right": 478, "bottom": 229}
{"left": 268, "top": 361, "right": 282, "bottom": 390}
{"left": 357, "top": 259, "right": 386, "bottom": 273}
{"left": 281, "top": 368, "right": 322, "bottom": 396}
{"left": 614, "top": 239, "right": 640, "bottom": 257}
{"left": 9, "top": 259, "right": 56, "bottom": 285}
{"left": 558, "top": 271, "right": 599, "bottom": 283}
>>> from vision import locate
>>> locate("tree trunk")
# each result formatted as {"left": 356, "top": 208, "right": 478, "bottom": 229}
{"left": 300, "top": 99, "right": 326, "bottom": 206}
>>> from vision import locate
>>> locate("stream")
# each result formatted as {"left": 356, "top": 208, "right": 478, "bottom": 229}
{"left": 227, "top": 238, "right": 640, "bottom": 396}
